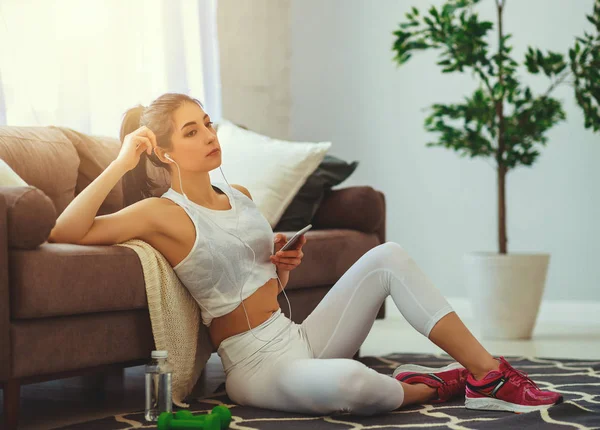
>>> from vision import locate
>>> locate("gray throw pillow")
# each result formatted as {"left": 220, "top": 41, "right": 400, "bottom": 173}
{"left": 275, "top": 155, "right": 358, "bottom": 231}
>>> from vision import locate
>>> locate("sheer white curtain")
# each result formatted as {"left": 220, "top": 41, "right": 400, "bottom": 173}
{"left": 0, "top": 0, "right": 221, "bottom": 137}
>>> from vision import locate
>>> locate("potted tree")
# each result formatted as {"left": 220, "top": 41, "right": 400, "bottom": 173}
{"left": 392, "top": 0, "right": 600, "bottom": 339}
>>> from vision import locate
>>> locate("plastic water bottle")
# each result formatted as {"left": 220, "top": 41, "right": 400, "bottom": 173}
{"left": 144, "top": 350, "right": 173, "bottom": 422}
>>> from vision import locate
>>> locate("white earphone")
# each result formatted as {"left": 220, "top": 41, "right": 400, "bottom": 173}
{"left": 164, "top": 153, "right": 190, "bottom": 200}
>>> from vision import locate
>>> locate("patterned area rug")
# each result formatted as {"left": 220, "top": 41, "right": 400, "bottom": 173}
{"left": 55, "top": 353, "right": 600, "bottom": 429}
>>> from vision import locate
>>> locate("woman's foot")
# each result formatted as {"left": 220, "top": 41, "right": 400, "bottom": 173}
{"left": 393, "top": 362, "right": 468, "bottom": 403}
{"left": 465, "top": 357, "right": 563, "bottom": 413}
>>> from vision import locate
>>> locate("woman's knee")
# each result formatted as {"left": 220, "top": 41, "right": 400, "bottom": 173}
{"left": 368, "top": 242, "right": 412, "bottom": 268}
{"left": 379, "top": 242, "right": 408, "bottom": 256}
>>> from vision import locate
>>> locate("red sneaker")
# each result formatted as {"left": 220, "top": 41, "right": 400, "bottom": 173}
{"left": 465, "top": 357, "right": 563, "bottom": 413}
{"left": 393, "top": 362, "right": 468, "bottom": 403}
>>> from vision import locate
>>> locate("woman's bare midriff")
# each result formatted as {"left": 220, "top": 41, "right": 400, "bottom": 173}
{"left": 209, "top": 278, "right": 281, "bottom": 349}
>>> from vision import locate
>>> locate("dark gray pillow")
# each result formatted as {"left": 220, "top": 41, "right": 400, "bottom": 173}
{"left": 275, "top": 155, "right": 358, "bottom": 231}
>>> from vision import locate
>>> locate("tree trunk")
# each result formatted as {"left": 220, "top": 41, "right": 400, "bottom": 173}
{"left": 498, "top": 166, "right": 507, "bottom": 254}
{"left": 496, "top": 0, "right": 508, "bottom": 254}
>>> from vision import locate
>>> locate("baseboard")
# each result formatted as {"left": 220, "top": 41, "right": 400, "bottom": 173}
{"left": 385, "top": 296, "right": 600, "bottom": 326}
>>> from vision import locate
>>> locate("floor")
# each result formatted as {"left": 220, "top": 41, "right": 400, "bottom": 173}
{"left": 2, "top": 305, "right": 600, "bottom": 430}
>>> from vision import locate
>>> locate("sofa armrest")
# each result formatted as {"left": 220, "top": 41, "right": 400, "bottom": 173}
{"left": 0, "top": 186, "right": 56, "bottom": 249}
{"left": 0, "top": 192, "right": 10, "bottom": 380}
{"left": 0, "top": 186, "right": 56, "bottom": 379}
{"left": 312, "top": 186, "right": 386, "bottom": 241}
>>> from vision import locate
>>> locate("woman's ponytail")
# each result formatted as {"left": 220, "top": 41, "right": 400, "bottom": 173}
{"left": 120, "top": 105, "right": 155, "bottom": 206}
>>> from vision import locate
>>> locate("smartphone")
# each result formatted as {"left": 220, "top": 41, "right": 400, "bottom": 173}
{"left": 279, "top": 224, "right": 312, "bottom": 251}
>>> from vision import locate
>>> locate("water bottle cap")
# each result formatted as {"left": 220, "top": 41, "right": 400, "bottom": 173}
{"left": 151, "top": 350, "right": 168, "bottom": 359}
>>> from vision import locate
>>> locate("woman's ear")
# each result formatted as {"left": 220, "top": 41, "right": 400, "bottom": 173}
{"left": 154, "top": 147, "right": 169, "bottom": 164}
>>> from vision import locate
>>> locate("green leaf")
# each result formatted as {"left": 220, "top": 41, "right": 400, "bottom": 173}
{"left": 569, "top": 47, "right": 577, "bottom": 63}
{"left": 399, "top": 22, "right": 419, "bottom": 29}
{"left": 493, "top": 82, "right": 505, "bottom": 99}
{"left": 525, "top": 47, "right": 540, "bottom": 73}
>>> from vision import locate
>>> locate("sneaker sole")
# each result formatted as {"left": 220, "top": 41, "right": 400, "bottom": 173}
{"left": 392, "top": 362, "right": 464, "bottom": 379}
{"left": 465, "top": 396, "right": 558, "bottom": 413}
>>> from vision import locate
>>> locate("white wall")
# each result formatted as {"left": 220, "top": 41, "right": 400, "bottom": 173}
{"left": 217, "top": 0, "right": 291, "bottom": 139}
{"left": 289, "top": 0, "right": 600, "bottom": 301}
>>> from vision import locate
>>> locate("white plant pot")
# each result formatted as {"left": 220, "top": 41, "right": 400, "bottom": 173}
{"left": 463, "top": 252, "right": 550, "bottom": 340}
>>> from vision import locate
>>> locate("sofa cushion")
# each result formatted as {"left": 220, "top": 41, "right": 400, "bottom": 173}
{"left": 0, "top": 126, "right": 79, "bottom": 214}
{"left": 10, "top": 243, "right": 147, "bottom": 319}
{"left": 9, "top": 230, "right": 380, "bottom": 319}
{"left": 0, "top": 186, "right": 56, "bottom": 249}
{"left": 313, "top": 186, "right": 385, "bottom": 234}
{"left": 55, "top": 127, "right": 125, "bottom": 215}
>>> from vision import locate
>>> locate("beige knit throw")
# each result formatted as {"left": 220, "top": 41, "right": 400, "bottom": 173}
{"left": 116, "top": 239, "right": 214, "bottom": 408}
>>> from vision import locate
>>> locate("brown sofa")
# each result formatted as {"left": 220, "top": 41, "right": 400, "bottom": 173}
{"left": 0, "top": 126, "right": 386, "bottom": 429}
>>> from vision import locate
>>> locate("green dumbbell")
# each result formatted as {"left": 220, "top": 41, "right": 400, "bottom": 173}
{"left": 157, "top": 412, "right": 219, "bottom": 430}
{"left": 157, "top": 406, "right": 232, "bottom": 430}
{"left": 174, "top": 406, "right": 231, "bottom": 428}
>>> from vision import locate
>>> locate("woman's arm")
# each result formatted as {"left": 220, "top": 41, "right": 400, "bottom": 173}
{"left": 49, "top": 161, "right": 128, "bottom": 243}
{"left": 49, "top": 126, "right": 156, "bottom": 244}
{"left": 276, "top": 268, "right": 290, "bottom": 292}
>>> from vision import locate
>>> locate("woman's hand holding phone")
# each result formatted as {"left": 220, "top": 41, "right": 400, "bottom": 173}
{"left": 271, "top": 226, "right": 309, "bottom": 271}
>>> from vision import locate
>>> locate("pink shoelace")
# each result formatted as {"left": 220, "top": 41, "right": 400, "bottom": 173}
{"left": 500, "top": 358, "right": 540, "bottom": 390}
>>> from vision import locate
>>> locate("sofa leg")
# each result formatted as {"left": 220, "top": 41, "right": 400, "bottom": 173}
{"left": 84, "top": 368, "right": 125, "bottom": 400}
{"left": 2, "top": 378, "right": 21, "bottom": 430}
{"left": 104, "top": 367, "right": 125, "bottom": 399}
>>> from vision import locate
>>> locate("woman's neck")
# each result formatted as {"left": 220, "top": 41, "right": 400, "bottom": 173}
{"left": 170, "top": 170, "right": 220, "bottom": 206}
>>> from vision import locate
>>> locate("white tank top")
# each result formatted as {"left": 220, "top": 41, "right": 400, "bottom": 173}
{"left": 161, "top": 183, "right": 277, "bottom": 327}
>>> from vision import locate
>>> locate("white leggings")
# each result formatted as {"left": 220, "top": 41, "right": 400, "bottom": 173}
{"left": 217, "top": 242, "right": 454, "bottom": 416}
